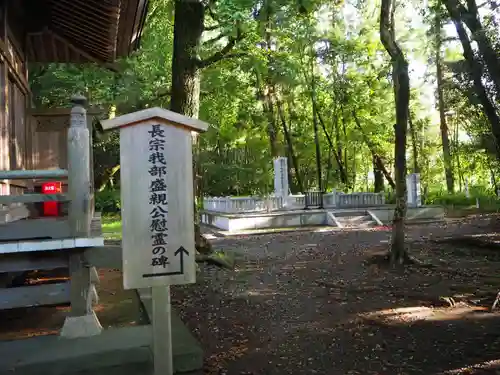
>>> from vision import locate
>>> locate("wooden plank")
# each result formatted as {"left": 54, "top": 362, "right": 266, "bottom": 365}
{"left": 0, "top": 169, "right": 68, "bottom": 179}
{"left": 0, "top": 39, "right": 29, "bottom": 95}
{"left": 152, "top": 286, "right": 174, "bottom": 375}
{"left": 0, "top": 252, "right": 68, "bottom": 272}
{"left": 67, "top": 95, "right": 91, "bottom": 237}
{"left": 0, "top": 204, "right": 29, "bottom": 224}
{"left": 84, "top": 245, "right": 122, "bottom": 269}
{"left": 0, "top": 236, "right": 104, "bottom": 254}
{"left": 90, "top": 212, "right": 102, "bottom": 236}
{"left": 68, "top": 252, "right": 91, "bottom": 316}
{"left": 29, "top": 107, "right": 103, "bottom": 117}
{"left": 118, "top": 120, "right": 197, "bottom": 289}
{"left": 0, "top": 193, "right": 69, "bottom": 204}
{"left": 88, "top": 117, "right": 95, "bottom": 220}
{"left": 0, "top": 217, "right": 71, "bottom": 241}
{"left": 101, "top": 107, "right": 209, "bottom": 133}
{"left": 0, "top": 281, "right": 70, "bottom": 310}
{"left": 89, "top": 266, "right": 100, "bottom": 284}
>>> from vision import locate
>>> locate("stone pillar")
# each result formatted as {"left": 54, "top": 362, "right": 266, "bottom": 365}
{"left": 273, "top": 157, "right": 289, "bottom": 206}
{"left": 60, "top": 94, "right": 102, "bottom": 339}
{"left": 67, "top": 94, "right": 91, "bottom": 237}
{"left": 406, "top": 173, "right": 422, "bottom": 208}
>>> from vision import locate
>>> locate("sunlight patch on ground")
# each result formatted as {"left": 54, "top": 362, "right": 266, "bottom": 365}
{"left": 102, "top": 216, "right": 122, "bottom": 239}
{"left": 235, "top": 264, "right": 264, "bottom": 273}
{"left": 442, "top": 359, "right": 500, "bottom": 374}
{"left": 229, "top": 287, "right": 287, "bottom": 301}
{"left": 281, "top": 261, "right": 309, "bottom": 271}
{"left": 246, "top": 288, "right": 280, "bottom": 297}
{"left": 469, "top": 233, "right": 497, "bottom": 238}
{"left": 313, "top": 227, "right": 338, "bottom": 233}
{"left": 361, "top": 304, "right": 493, "bottom": 325}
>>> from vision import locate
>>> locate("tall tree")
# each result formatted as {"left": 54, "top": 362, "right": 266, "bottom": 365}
{"left": 170, "top": 0, "right": 244, "bottom": 254}
{"left": 446, "top": 0, "right": 500, "bottom": 97}
{"left": 443, "top": 0, "right": 500, "bottom": 161}
{"left": 380, "top": 0, "right": 410, "bottom": 264}
{"left": 434, "top": 5, "right": 454, "bottom": 192}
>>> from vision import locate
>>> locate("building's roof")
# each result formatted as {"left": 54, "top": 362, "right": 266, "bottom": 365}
{"left": 24, "top": 0, "right": 149, "bottom": 66}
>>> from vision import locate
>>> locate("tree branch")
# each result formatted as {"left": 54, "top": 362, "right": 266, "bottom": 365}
{"left": 204, "top": 24, "right": 221, "bottom": 31}
{"left": 204, "top": 32, "right": 228, "bottom": 45}
{"left": 206, "top": 4, "right": 220, "bottom": 21}
{"left": 197, "top": 26, "right": 245, "bottom": 68}
{"left": 117, "top": 88, "right": 171, "bottom": 113}
{"left": 352, "top": 110, "right": 396, "bottom": 189}
{"left": 380, "top": 0, "right": 403, "bottom": 61}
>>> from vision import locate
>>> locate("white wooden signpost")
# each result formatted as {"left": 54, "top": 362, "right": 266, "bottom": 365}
{"left": 101, "top": 107, "right": 208, "bottom": 375}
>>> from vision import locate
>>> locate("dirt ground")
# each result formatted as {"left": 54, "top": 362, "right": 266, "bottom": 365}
{"left": 2, "top": 215, "right": 500, "bottom": 374}
{"left": 172, "top": 215, "right": 500, "bottom": 375}
{"left": 0, "top": 268, "right": 144, "bottom": 341}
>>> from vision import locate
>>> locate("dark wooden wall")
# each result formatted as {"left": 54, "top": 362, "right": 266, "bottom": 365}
{"left": 0, "top": 0, "right": 67, "bottom": 197}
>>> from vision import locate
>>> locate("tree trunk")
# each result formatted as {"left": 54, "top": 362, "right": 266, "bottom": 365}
{"left": 334, "top": 106, "right": 344, "bottom": 181}
{"left": 408, "top": 111, "right": 420, "bottom": 174}
{"left": 380, "top": 0, "right": 409, "bottom": 264}
{"left": 325, "top": 147, "right": 333, "bottom": 191}
{"left": 317, "top": 108, "right": 348, "bottom": 186}
{"left": 277, "top": 99, "right": 303, "bottom": 192}
{"left": 310, "top": 72, "right": 322, "bottom": 191}
{"left": 435, "top": 11, "right": 454, "bottom": 193}
{"left": 170, "top": 1, "right": 204, "bottom": 117}
{"left": 490, "top": 165, "right": 498, "bottom": 194}
{"left": 373, "top": 155, "right": 385, "bottom": 192}
{"left": 352, "top": 111, "right": 396, "bottom": 189}
{"left": 340, "top": 104, "right": 348, "bottom": 180}
{"left": 453, "top": 0, "right": 500, "bottom": 97}
{"left": 444, "top": 0, "right": 500, "bottom": 161}
{"left": 170, "top": 0, "right": 211, "bottom": 254}
{"left": 311, "top": 96, "right": 322, "bottom": 191}
{"left": 267, "top": 94, "right": 280, "bottom": 157}
{"left": 453, "top": 118, "right": 463, "bottom": 191}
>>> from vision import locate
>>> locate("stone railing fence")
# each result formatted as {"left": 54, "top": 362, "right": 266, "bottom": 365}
{"left": 202, "top": 196, "right": 284, "bottom": 213}
{"left": 203, "top": 190, "right": 385, "bottom": 213}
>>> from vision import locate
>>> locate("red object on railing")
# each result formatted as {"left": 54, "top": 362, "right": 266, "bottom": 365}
{"left": 42, "top": 182, "right": 62, "bottom": 216}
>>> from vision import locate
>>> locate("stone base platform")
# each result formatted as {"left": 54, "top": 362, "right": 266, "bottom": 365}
{"left": 0, "top": 311, "right": 203, "bottom": 375}
{"left": 201, "top": 206, "right": 445, "bottom": 232}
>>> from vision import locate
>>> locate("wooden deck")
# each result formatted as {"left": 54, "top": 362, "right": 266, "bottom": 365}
{"left": 0, "top": 214, "right": 103, "bottom": 250}
{"left": 0, "top": 236, "right": 104, "bottom": 254}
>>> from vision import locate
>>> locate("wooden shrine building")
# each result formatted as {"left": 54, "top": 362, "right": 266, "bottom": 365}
{"left": 0, "top": 0, "right": 148, "bottom": 329}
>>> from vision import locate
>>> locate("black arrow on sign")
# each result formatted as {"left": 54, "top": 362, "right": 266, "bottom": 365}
{"left": 142, "top": 246, "right": 190, "bottom": 278}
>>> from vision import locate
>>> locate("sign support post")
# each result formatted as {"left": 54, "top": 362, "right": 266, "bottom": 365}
{"left": 152, "top": 285, "right": 173, "bottom": 374}
{"left": 101, "top": 108, "right": 208, "bottom": 375}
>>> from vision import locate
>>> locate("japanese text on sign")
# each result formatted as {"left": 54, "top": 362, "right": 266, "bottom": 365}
{"left": 148, "top": 124, "right": 169, "bottom": 271}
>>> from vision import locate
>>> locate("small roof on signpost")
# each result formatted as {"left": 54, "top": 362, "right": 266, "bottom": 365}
{"left": 100, "top": 107, "right": 209, "bottom": 133}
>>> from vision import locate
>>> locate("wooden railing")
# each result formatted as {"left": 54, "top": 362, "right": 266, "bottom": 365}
{"left": 0, "top": 94, "right": 93, "bottom": 239}
{"left": 0, "top": 169, "right": 69, "bottom": 180}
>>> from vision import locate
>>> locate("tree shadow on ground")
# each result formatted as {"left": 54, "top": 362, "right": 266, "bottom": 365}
{"left": 174, "top": 217, "right": 500, "bottom": 374}
{"left": 192, "top": 290, "right": 500, "bottom": 375}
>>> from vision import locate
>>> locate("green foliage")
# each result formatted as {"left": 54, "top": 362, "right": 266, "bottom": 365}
{"left": 95, "top": 189, "right": 121, "bottom": 213}
{"left": 425, "top": 190, "right": 500, "bottom": 208}
{"left": 29, "top": 0, "right": 500, "bottom": 200}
